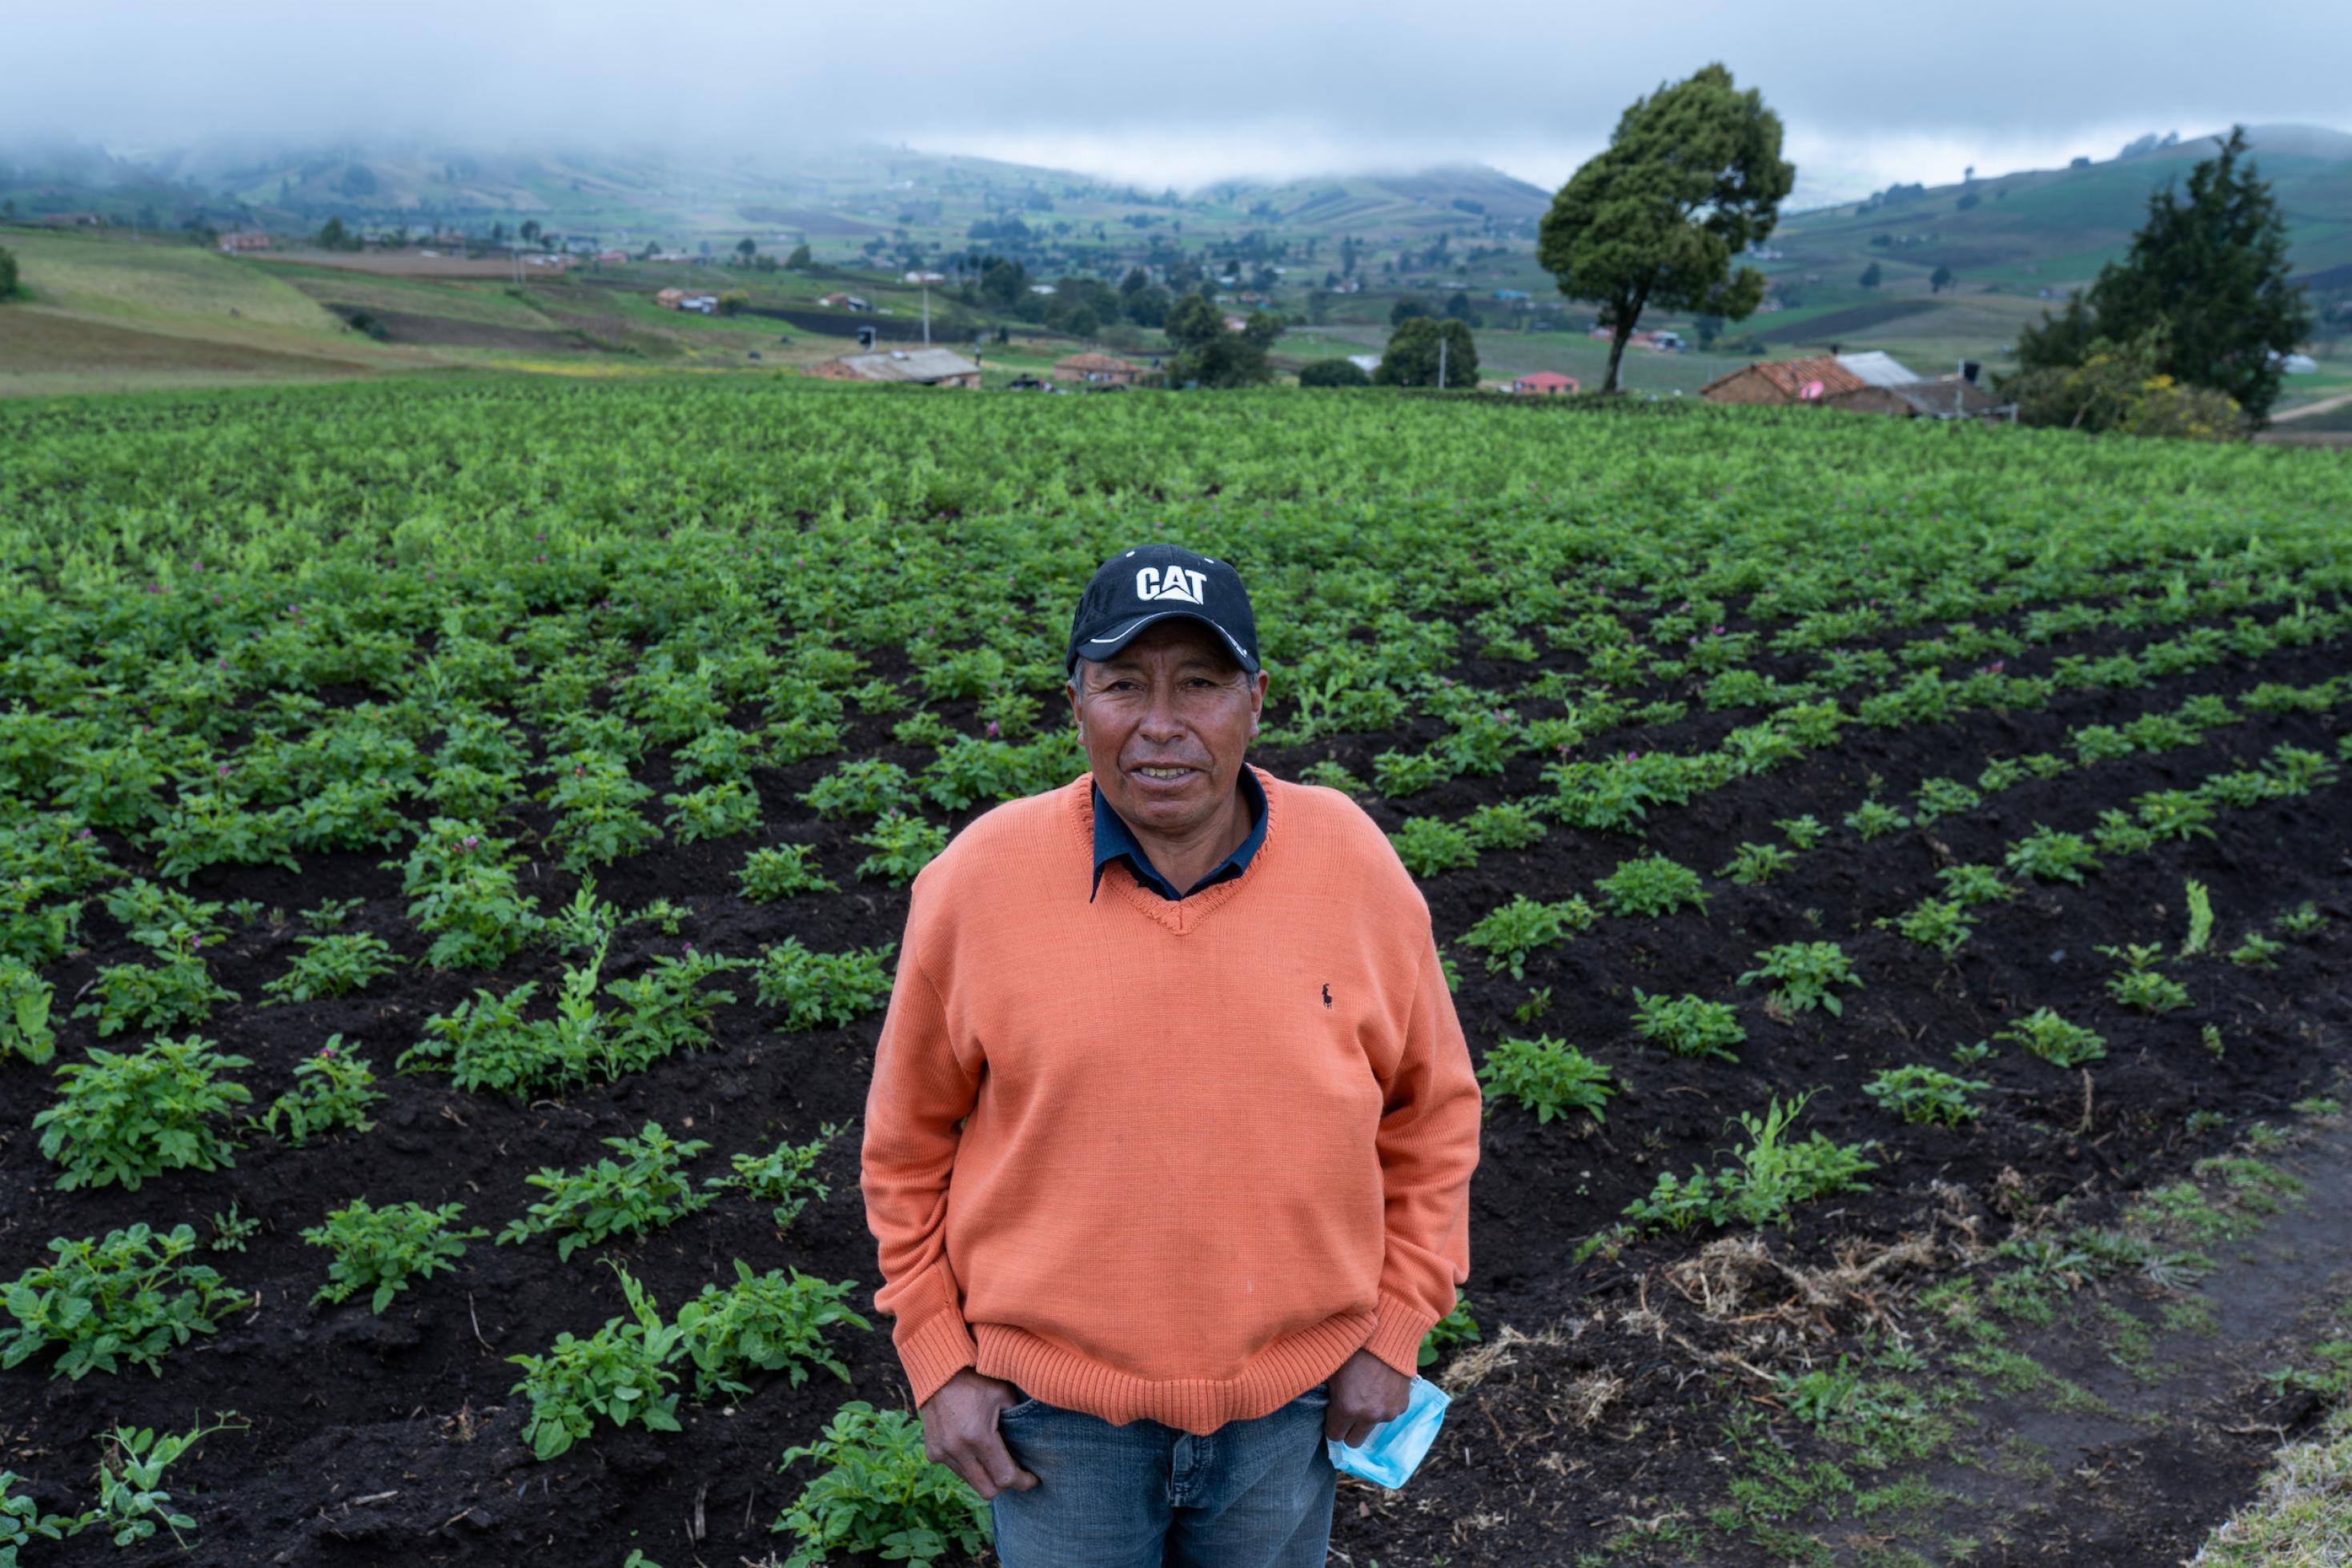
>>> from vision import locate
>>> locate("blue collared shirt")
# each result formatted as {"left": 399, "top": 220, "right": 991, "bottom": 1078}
{"left": 1090, "top": 768, "right": 1267, "bottom": 901}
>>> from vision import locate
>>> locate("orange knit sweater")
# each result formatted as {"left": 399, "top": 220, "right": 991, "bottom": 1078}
{"left": 859, "top": 768, "right": 1483, "bottom": 1435}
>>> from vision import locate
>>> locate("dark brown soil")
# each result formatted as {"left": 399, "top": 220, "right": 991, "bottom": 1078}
{"left": 2, "top": 619, "right": 2346, "bottom": 1568}
{"left": 320, "top": 304, "right": 570, "bottom": 351}
{"left": 1753, "top": 299, "right": 1939, "bottom": 344}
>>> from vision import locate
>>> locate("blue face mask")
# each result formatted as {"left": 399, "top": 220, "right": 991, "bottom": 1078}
{"left": 1324, "top": 1374, "right": 1451, "bottom": 1489}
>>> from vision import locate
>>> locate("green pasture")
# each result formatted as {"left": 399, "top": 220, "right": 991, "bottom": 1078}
{"left": 4, "top": 230, "right": 344, "bottom": 334}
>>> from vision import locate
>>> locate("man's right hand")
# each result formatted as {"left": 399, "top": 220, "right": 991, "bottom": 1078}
{"left": 919, "top": 1368, "right": 1041, "bottom": 1501}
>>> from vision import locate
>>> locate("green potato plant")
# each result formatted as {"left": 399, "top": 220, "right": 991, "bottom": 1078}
{"left": 1474, "top": 1037, "right": 1615, "bottom": 1125}
{"left": 1630, "top": 990, "right": 1748, "bottom": 1061}
{"left": 1738, "top": 942, "right": 1864, "bottom": 1017}
{"left": 1458, "top": 894, "right": 1594, "bottom": 980}
{"left": 251, "top": 1038, "right": 382, "bottom": 1146}
{"left": 497, "top": 1122, "right": 713, "bottom": 1261}
{"left": 34, "top": 1036, "right": 252, "bottom": 1191}
{"left": 304, "top": 1199, "right": 486, "bottom": 1313}
{"left": 1, "top": 1224, "right": 250, "bottom": 1379}
{"left": 772, "top": 1401, "right": 993, "bottom": 1568}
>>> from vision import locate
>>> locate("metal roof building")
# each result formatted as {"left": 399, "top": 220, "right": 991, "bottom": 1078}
{"left": 809, "top": 348, "right": 984, "bottom": 388}
{"left": 1833, "top": 351, "right": 1923, "bottom": 389}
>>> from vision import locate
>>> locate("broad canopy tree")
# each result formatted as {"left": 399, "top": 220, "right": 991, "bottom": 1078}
{"left": 1375, "top": 317, "right": 1478, "bottom": 388}
{"left": 1297, "top": 358, "right": 1371, "bottom": 388}
{"left": 1537, "top": 63, "right": 1794, "bottom": 394}
{"left": 1164, "top": 295, "right": 1282, "bottom": 387}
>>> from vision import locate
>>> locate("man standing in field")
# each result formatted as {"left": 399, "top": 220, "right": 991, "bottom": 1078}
{"left": 860, "top": 544, "right": 1483, "bottom": 1566}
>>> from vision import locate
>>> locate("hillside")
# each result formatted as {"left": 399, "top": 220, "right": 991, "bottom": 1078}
{"left": 0, "top": 223, "right": 1103, "bottom": 397}
{"left": 4, "top": 124, "right": 2346, "bottom": 404}
{"left": 1753, "top": 125, "right": 2352, "bottom": 373}
{"left": 0, "top": 228, "right": 431, "bottom": 396}
{"left": 1776, "top": 126, "right": 2352, "bottom": 287}
{"left": 0, "top": 138, "right": 1547, "bottom": 257}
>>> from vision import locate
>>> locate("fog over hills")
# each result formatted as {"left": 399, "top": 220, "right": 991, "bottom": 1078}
{"left": 4, "top": 123, "right": 2342, "bottom": 247}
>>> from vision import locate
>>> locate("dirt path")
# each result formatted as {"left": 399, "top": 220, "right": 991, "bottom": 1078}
{"left": 2270, "top": 388, "right": 2352, "bottom": 422}
{"left": 1339, "top": 1102, "right": 2352, "bottom": 1566}
{"left": 1904, "top": 1120, "right": 2352, "bottom": 1563}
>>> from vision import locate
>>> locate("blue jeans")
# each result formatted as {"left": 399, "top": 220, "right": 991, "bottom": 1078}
{"left": 987, "top": 1382, "right": 1337, "bottom": 1567}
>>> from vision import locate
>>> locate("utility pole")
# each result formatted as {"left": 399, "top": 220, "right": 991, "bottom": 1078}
{"left": 1437, "top": 332, "right": 1447, "bottom": 391}
{"left": 923, "top": 282, "right": 931, "bottom": 346}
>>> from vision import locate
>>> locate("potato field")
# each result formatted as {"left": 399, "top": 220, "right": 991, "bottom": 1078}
{"left": 2, "top": 378, "right": 2349, "bottom": 1567}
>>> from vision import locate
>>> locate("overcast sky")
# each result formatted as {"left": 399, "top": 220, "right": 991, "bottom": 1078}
{"left": 8, "top": 1, "right": 2342, "bottom": 203}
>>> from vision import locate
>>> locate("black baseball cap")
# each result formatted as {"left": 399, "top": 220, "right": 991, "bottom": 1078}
{"left": 1066, "top": 544, "right": 1260, "bottom": 677}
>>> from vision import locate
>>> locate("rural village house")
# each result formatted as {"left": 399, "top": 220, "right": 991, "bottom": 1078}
{"left": 1511, "top": 371, "right": 1579, "bottom": 395}
{"left": 1050, "top": 351, "right": 1144, "bottom": 387}
{"left": 1824, "top": 379, "right": 2002, "bottom": 419}
{"left": 817, "top": 291, "right": 873, "bottom": 312}
{"left": 807, "top": 347, "right": 982, "bottom": 389}
{"left": 1704, "top": 352, "right": 2006, "bottom": 419}
{"left": 1832, "top": 351, "right": 1923, "bottom": 388}
{"left": 217, "top": 232, "right": 271, "bottom": 253}
{"left": 1699, "top": 355, "right": 1869, "bottom": 406}
{"left": 1587, "top": 327, "right": 1682, "bottom": 351}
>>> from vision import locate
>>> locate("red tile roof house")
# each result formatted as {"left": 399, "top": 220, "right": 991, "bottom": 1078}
{"left": 1052, "top": 351, "right": 1145, "bottom": 387}
{"left": 1698, "top": 355, "right": 1868, "bottom": 406}
{"left": 1511, "top": 371, "right": 1579, "bottom": 395}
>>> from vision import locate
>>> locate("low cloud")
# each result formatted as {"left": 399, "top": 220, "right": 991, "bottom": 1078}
{"left": 4, "top": 0, "right": 2337, "bottom": 200}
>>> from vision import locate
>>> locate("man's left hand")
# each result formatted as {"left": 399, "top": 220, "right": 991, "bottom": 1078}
{"left": 1322, "top": 1347, "right": 1411, "bottom": 1448}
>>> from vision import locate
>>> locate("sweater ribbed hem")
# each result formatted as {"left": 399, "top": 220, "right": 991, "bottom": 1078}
{"left": 893, "top": 1308, "right": 981, "bottom": 1411}
{"left": 972, "top": 1308, "right": 1375, "bottom": 1435}
{"left": 1362, "top": 1289, "right": 1443, "bottom": 1381}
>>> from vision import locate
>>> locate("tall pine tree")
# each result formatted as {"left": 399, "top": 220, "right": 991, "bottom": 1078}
{"left": 2017, "top": 126, "right": 2310, "bottom": 423}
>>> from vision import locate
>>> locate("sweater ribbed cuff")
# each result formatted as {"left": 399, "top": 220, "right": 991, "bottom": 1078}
{"left": 1362, "top": 1289, "right": 1442, "bottom": 1381}
{"left": 894, "top": 1308, "right": 980, "bottom": 1410}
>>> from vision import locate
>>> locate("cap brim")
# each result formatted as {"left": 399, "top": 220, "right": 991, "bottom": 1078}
{"left": 1071, "top": 610, "right": 1258, "bottom": 673}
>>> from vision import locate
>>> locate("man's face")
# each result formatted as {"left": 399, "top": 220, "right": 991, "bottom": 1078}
{"left": 1068, "top": 619, "right": 1267, "bottom": 839}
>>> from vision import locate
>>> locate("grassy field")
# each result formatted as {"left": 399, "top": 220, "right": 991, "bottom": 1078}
{"left": 0, "top": 230, "right": 949, "bottom": 392}
{"left": 0, "top": 230, "right": 435, "bottom": 396}
{"left": 0, "top": 227, "right": 1131, "bottom": 395}
{"left": 0, "top": 307, "right": 384, "bottom": 397}
{"left": 3, "top": 230, "right": 344, "bottom": 331}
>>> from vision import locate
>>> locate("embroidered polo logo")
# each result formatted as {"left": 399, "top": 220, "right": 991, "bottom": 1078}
{"left": 1135, "top": 566, "right": 1206, "bottom": 604}
{"left": 1322, "top": 983, "right": 1332, "bottom": 1009}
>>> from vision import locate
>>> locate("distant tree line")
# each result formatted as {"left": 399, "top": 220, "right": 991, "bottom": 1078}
{"left": 1163, "top": 295, "right": 1282, "bottom": 387}
{"left": 956, "top": 257, "right": 1178, "bottom": 339}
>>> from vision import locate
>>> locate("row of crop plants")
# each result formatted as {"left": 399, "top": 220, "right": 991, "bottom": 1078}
{"left": 6, "top": 383, "right": 2349, "bottom": 1560}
